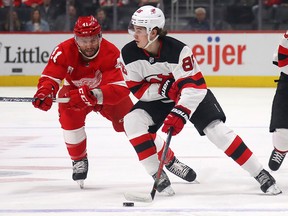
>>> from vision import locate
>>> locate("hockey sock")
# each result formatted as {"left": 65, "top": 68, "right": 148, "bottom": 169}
{"left": 225, "top": 135, "right": 252, "bottom": 166}
{"left": 225, "top": 135, "right": 263, "bottom": 176}
{"left": 129, "top": 133, "right": 157, "bottom": 161}
{"left": 66, "top": 139, "right": 87, "bottom": 161}
{"left": 158, "top": 143, "right": 175, "bottom": 165}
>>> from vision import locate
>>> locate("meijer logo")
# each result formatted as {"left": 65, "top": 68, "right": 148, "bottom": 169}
{"left": 192, "top": 36, "right": 246, "bottom": 72}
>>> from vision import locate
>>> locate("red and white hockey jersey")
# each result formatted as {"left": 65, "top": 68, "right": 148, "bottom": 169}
{"left": 275, "top": 30, "right": 288, "bottom": 74}
{"left": 119, "top": 36, "right": 208, "bottom": 117}
{"left": 40, "top": 37, "right": 129, "bottom": 105}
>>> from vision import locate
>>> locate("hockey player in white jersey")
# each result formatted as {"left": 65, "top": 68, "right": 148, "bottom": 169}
{"left": 268, "top": 30, "right": 288, "bottom": 171}
{"left": 119, "top": 5, "right": 281, "bottom": 195}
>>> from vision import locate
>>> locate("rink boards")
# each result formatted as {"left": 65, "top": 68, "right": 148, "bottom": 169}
{"left": 0, "top": 31, "right": 284, "bottom": 87}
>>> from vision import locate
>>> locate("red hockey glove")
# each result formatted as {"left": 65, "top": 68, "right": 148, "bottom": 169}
{"left": 68, "top": 85, "right": 97, "bottom": 109}
{"left": 33, "top": 83, "right": 56, "bottom": 111}
{"left": 162, "top": 105, "right": 191, "bottom": 136}
{"left": 158, "top": 78, "right": 178, "bottom": 101}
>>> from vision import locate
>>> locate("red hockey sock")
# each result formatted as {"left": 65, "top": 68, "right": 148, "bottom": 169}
{"left": 225, "top": 135, "right": 252, "bottom": 166}
{"left": 66, "top": 139, "right": 87, "bottom": 161}
{"left": 157, "top": 144, "right": 175, "bottom": 165}
{"left": 129, "top": 133, "right": 157, "bottom": 161}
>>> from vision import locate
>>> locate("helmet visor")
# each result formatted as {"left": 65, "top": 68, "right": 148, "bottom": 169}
{"left": 128, "top": 21, "right": 148, "bottom": 36}
{"left": 75, "top": 35, "right": 101, "bottom": 46}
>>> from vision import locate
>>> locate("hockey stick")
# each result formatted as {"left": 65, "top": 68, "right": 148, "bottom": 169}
{"left": 124, "top": 127, "right": 174, "bottom": 203}
{"left": 0, "top": 97, "right": 69, "bottom": 103}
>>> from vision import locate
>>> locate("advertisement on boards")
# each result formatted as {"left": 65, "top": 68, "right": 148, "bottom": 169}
{"left": 0, "top": 32, "right": 284, "bottom": 86}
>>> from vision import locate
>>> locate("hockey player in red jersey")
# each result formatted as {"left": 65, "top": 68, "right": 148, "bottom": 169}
{"left": 268, "top": 30, "right": 288, "bottom": 171}
{"left": 32, "top": 15, "right": 196, "bottom": 192}
{"left": 119, "top": 5, "right": 281, "bottom": 195}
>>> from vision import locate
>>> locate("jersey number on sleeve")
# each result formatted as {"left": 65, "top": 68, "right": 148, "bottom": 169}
{"left": 182, "top": 55, "right": 194, "bottom": 72}
{"left": 50, "top": 46, "right": 62, "bottom": 63}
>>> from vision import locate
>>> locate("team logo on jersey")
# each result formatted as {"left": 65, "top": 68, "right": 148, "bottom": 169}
{"left": 72, "top": 69, "right": 102, "bottom": 88}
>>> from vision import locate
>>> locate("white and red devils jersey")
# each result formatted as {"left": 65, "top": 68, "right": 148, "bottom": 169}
{"left": 119, "top": 36, "right": 208, "bottom": 116}
{"left": 275, "top": 30, "right": 288, "bottom": 75}
{"left": 41, "top": 37, "right": 129, "bottom": 105}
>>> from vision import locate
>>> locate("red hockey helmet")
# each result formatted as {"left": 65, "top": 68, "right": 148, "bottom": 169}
{"left": 74, "top": 16, "right": 102, "bottom": 37}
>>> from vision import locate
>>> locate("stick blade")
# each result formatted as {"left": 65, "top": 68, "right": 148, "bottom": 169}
{"left": 124, "top": 192, "right": 153, "bottom": 203}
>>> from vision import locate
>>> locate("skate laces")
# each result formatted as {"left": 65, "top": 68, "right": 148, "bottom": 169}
{"left": 166, "top": 158, "right": 189, "bottom": 179}
{"left": 73, "top": 159, "right": 88, "bottom": 174}
{"left": 254, "top": 169, "right": 280, "bottom": 194}
{"left": 256, "top": 171, "right": 270, "bottom": 186}
{"left": 271, "top": 151, "right": 286, "bottom": 164}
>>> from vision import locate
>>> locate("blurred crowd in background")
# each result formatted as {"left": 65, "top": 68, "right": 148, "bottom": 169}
{"left": 0, "top": 0, "right": 288, "bottom": 32}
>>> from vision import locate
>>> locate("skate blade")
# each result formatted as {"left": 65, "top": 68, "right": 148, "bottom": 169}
{"left": 76, "top": 180, "right": 84, "bottom": 189}
{"left": 266, "top": 184, "right": 282, "bottom": 195}
{"left": 160, "top": 185, "right": 175, "bottom": 196}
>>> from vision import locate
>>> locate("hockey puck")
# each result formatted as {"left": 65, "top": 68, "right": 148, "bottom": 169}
{"left": 123, "top": 202, "right": 134, "bottom": 207}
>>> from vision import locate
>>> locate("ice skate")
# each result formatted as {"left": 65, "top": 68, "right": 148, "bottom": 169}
{"left": 268, "top": 149, "right": 286, "bottom": 171}
{"left": 72, "top": 157, "right": 88, "bottom": 189}
{"left": 152, "top": 170, "right": 175, "bottom": 196}
{"left": 165, "top": 156, "right": 197, "bottom": 182}
{"left": 255, "top": 169, "right": 282, "bottom": 195}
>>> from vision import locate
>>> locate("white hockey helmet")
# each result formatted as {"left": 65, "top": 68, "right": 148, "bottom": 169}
{"left": 129, "top": 5, "right": 165, "bottom": 35}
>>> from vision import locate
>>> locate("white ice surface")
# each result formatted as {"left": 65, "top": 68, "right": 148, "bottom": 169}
{"left": 0, "top": 87, "right": 287, "bottom": 216}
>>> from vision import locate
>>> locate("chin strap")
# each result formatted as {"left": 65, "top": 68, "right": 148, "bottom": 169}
{"left": 143, "top": 35, "right": 159, "bottom": 49}
{"left": 78, "top": 48, "right": 100, "bottom": 60}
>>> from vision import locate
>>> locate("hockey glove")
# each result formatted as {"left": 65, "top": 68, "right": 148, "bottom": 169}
{"left": 162, "top": 105, "right": 191, "bottom": 136}
{"left": 68, "top": 85, "right": 97, "bottom": 109}
{"left": 33, "top": 81, "right": 57, "bottom": 111}
{"left": 158, "top": 78, "right": 178, "bottom": 101}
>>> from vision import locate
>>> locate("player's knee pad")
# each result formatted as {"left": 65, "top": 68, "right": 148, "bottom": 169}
{"left": 63, "top": 127, "right": 86, "bottom": 144}
{"left": 204, "top": 120, "right": 237, "bottom": 151}
{"left": 273, "top": 128, "right": 288, "bottom": 152}
{"left": 59, "top": 101, "right": 92, "bottom": 129}
{"left": 123, "top": 109, "right": 154, "bottom": 139}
